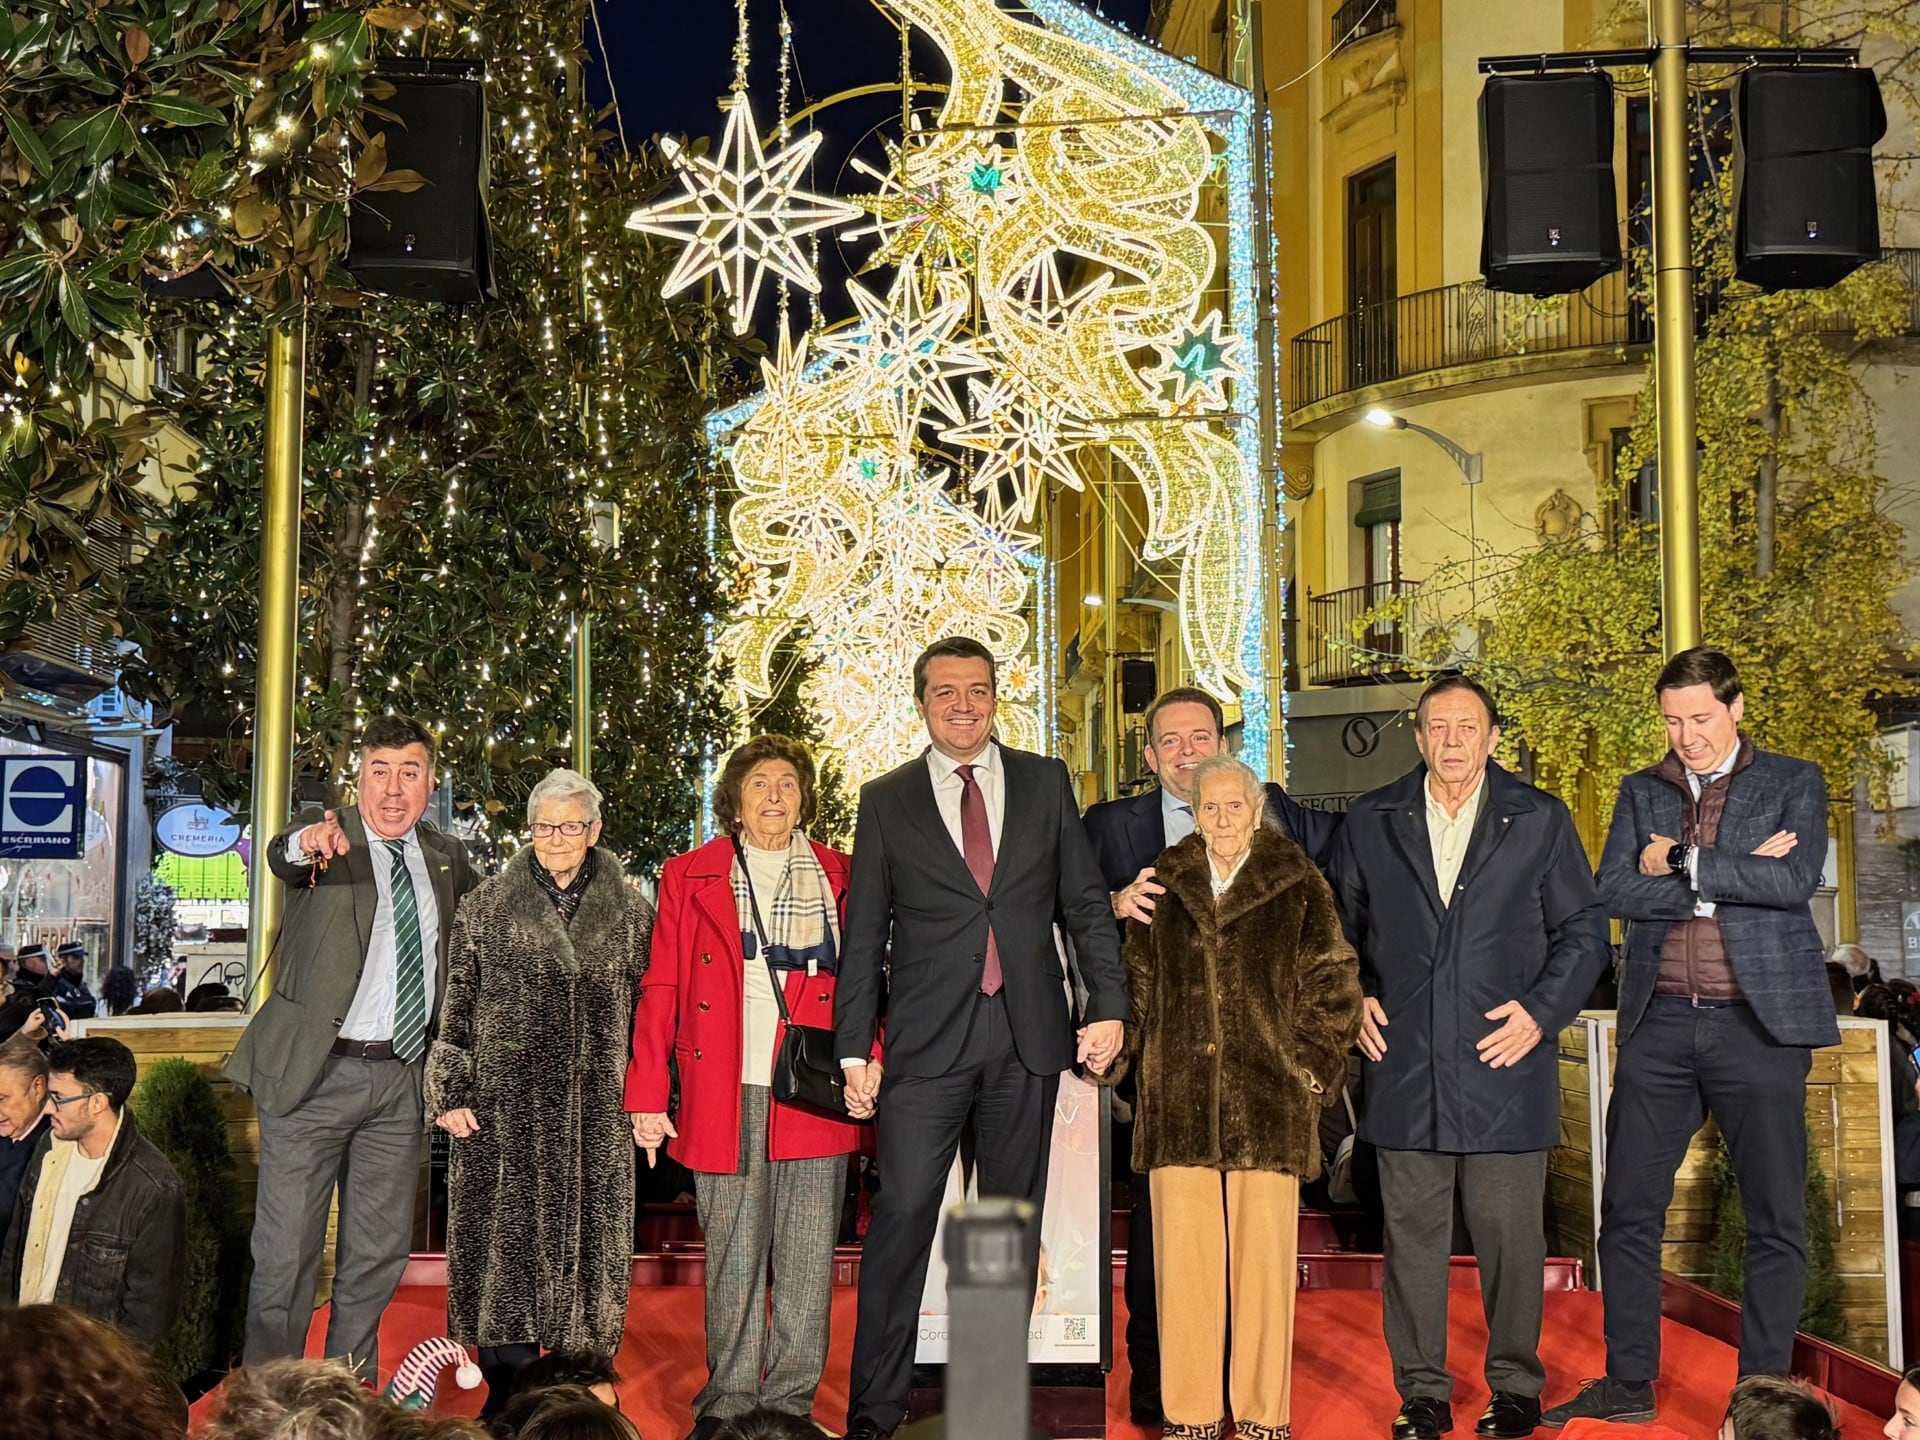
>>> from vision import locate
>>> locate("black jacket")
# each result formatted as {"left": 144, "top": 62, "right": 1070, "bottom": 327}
{"left": 0, "top": 1110, "right": 186, "bottom": 1350}
{"left": 1083, "top": 783, "right": 1341, "bottom": 921}
{"left": 1328, "top": 764, "right": 1610, "bottom": 1153}
{"left": 51, "top": 972, "right": 96, "bottom": 1021}
{"left": 0, "top": 1114, "right": 49, "bottom": 1247}
{"left": 835, "top": 742, "right": 1128, "bottom": 1077}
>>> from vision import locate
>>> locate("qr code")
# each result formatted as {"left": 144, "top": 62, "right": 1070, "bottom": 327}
{"left": 1063, "top": 1316, "right": 1089, "bottom": 1342}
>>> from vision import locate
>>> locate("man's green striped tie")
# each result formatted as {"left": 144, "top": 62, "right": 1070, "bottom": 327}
{"left": 384, "top": 840, "right": 427, "bottom": 1062}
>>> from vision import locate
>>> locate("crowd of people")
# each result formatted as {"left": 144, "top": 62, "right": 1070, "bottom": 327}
{"left": 0, "top": 637, "right": 1898, "bottom": 1440}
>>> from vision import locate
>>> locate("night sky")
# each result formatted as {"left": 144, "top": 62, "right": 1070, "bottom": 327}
{"left": 583, "top": 0, "right": 1155, "bottom": 332}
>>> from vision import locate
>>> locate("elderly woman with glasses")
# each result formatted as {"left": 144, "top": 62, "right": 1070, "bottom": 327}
{"left": 425, "top": 768, "right": 653, "bottom": 1417}
{"left": 1102, "top": 753, "right": 1362, "bottom": 1440}
{"left": 626, "top": 734, "right": 874, "bottom": 1440}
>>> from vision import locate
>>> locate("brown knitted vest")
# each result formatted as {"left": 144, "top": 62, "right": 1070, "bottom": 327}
{"left": 1653, "top": 736, "right": 1756, "bottom": 1000}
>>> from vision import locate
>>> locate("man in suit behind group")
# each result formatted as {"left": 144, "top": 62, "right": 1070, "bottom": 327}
{"left": 833, "top": 636, "right": 1130, "bottom": 1440}
{"left": 227, "top": 714, "right": 479, "bottom": 1378}
{"left": 1080, "top": 684, "right": 1342, "bottom": 1424}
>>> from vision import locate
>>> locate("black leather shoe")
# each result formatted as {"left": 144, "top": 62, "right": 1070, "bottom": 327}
{"left": 1475, "top": 1392, "right": 1541, "bottom": 1438}
{"left": 843, "top": 1420, "right": 892, "bottom": 1440}
{"left": 1392, "top": 1396, "right": 1454, "bottom": 1440}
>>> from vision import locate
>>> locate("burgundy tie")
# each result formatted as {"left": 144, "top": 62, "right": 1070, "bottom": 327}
{"left": 956, "top": 763, "right": 1003, "bottom": 996}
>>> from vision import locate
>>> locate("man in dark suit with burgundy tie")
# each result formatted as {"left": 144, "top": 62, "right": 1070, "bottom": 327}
{"left": 834, "top": 636, "right": 1130, "bottom": 1440}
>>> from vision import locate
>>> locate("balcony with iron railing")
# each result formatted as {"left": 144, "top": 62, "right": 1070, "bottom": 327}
{"left": 1333, "top": 0, "right": 1397, "bottom": 49}
{"left": 1307, "top": 579, "right": 1421, "bottom": 685}
{"left": 1286, "top": 248, "right": 1920, "bottom": 421}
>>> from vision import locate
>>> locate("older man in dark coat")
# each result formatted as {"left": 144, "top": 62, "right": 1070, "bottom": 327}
{"left": 1329, "top": 673, "right": 1608, "bottom": 1440}
{"left": 1545, "top": 648, "right": 1834, "bottom": 1428}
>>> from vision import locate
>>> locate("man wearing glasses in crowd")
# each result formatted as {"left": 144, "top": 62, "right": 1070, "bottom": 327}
{"left": 0, "top": 1037, "right": 186, "bottom": 1350}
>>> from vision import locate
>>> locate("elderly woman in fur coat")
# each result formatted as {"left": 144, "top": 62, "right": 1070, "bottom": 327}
{"left": 425, "top": 768, "right": 652, "bottom": 1417}
{"left": 1111, "top": 753, "right": 1362, "bottom": 1440}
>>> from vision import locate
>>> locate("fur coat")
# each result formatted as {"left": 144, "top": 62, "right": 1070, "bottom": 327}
{"left": 425, "top": 846, "right": 652, "bottom": 1354}
{"left": 1114, "top": 826, "right": 1362, "bottom": 1178}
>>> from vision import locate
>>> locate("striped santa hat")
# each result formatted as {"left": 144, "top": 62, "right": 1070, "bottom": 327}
{"left": 382, "top": 1336, "right": 481, "bottom": 1410}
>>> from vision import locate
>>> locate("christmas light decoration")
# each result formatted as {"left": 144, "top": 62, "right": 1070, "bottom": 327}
{"left": 707, "top": 0, "right": 1273, "bottom": 782}
{"left": 625, "top": 96, "right": 862, "bottom": 336}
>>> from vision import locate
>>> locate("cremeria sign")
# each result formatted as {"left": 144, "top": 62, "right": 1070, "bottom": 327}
{"left": 155, "top": 803, "right": 242, "bottom": 859}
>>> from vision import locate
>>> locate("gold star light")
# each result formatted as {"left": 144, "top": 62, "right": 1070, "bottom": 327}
{"left": 627, "top": 96, "right": 862, "bottom": 335}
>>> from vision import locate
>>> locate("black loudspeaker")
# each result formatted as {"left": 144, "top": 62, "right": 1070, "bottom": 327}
{"left": 349, "top": 71, "right": 494, "bottom": 303}
{"left": 1120, "top": 658, "right": 1157, "bottom": 714}
{"left": 1480, "top": 73, "right": 1622, "bottom": 296}
{"left": 1734, "top": 67, "right": 1886, "bottom": 291}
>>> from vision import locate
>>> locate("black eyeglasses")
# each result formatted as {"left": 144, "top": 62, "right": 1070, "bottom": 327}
{"left": 46, "top": 1089, "right": 99, "bottom": 1110}
{"left": 531, "top": 821, "right": 591, "bottom": 837}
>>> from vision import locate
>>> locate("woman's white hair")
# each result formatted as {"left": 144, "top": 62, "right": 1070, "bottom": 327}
{"left": 1187, "top": 753, "right": 1276, "bottom": 829}
{"left": 526, "top": 767, "right": 603, "bottom": 826}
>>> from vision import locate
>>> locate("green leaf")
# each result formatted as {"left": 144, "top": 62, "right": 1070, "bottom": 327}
{"left": 302, "top": 9, "right": 366, "bottom": 42}
{"left": 144, "top": 95, "right": 227, "bottom": 128}
{"left": 79, "top": 108, "right": 123, "bottom": 167}
{"left": 2, "top": 106, "right": 54, "bottom": 175}
{"left": 0, "top": 253, "right": 51, "bottom": 288}
{"left": 57, "top": 270, "right": 89, "bottom": 340}
{"left": 188, "top": 149, "right": 227, "bottom": 197}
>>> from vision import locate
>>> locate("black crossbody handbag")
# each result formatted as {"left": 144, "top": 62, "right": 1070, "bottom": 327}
{"left": 733, "top": 838, "right": 853, "bottom": 1119}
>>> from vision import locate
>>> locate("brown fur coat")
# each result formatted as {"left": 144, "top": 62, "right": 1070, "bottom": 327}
{"left": 424, "top": 847, "right": 652, "bottom": 1354}
{"left": 1115, "top": 826, "right": 1361, "bottom": 1178}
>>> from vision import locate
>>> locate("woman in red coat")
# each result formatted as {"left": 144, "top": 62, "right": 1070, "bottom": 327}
{"left": 626, "top": 734, "right": 873, "bottom": 1439}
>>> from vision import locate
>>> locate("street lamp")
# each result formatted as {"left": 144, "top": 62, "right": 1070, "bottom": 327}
{"left": 1365, "top": 408, "right": 1484, "bottom": 485}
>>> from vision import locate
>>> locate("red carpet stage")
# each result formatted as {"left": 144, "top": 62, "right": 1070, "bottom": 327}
{"left": 183, "top": 1283, "right": 1887, "bottom": 1439}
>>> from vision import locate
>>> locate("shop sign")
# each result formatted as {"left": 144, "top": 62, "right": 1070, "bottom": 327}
{"left": 0, "top": 754, "right": 85, "bottom": 859}
{"left": 155, "top": 803, "right": 243, "bottom": 858}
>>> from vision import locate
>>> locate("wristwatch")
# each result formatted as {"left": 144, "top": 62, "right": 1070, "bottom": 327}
{"left": 1666, "top": 841, "right": 1692, "bottom": 875}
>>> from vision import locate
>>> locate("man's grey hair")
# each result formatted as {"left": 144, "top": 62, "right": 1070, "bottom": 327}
{"left": 526, "top": 768, "right": 603, "bottom": 826}
{"left": 0, "top": 1039, "right": 49, "bottom": 1083}
{"left": 1188, "top": 754, "right": 1276, "bottom": 829}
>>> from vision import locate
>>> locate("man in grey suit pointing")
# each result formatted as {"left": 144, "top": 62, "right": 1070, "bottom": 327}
{"left": 227, "top": 715, "right": 478, "bottom": 1377}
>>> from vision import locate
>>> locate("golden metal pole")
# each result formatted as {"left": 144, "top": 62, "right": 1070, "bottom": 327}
{"left": 571, "top": 612, "right": 592, "bottom": 777}
{"left": 248, "top": 316, "right": 306, "bottom": 999}
{"left": 1102, "top": 454, "right": 1119, "bottom": 802}
{"left": 1651, "top": 0, "right": 1701, "bottom": 656}
{"left": 1243, "top": 0, "right": 1285, "bottom": 782}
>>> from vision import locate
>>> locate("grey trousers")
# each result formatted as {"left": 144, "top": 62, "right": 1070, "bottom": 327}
{"left": 693, "top": 1085, "right": 846, "bottom": 1421}
{"left": 1379, "top": 1147, "right": 1550, "bottom": 1402}
{"left": 243, "top": 1054, "right": 423, "bottom": 1380}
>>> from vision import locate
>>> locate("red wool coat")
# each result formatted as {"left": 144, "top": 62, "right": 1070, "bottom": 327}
{"left": 623, "top": 835, "right": 874, "bottom": 1173}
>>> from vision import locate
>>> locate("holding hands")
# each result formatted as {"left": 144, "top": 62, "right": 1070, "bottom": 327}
{"left": 436, "top": 1107, "right": 481, "bottom": 1138}
{"left": 1077, "top": 1019, "right": 1123, "bottom": 1075}
{"left": 843, "top": 1062, "right": 883, "bottom": 1120}
{"left": 630, "top": 1111, "right": 677, "bottom": 1166}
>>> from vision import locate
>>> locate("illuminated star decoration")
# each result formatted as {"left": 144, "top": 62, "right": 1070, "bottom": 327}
{"left": 942, "top": 382, "right": 1106, "bottom": 530}
{"left": 1144, "top": 310, "right": 1246, "bottom": 409}
{"left": 626, "top": 96, "right": 862, "bottom": 335}
{"left": 820, "top": 264, "right": 993, "bottom": 434}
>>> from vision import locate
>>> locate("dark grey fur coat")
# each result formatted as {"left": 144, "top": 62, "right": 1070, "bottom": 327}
{"left": 425, "top": 846, "right": 652, "bottom": 1354}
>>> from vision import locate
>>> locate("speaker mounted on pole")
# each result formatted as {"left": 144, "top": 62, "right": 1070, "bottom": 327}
{"left": 1733, "top": 66, "right": 1885, "bottom": 291}
{"left": 349, "top": 62, "right": 495, "bottom": 304}
{"left": 1480, "top": 72, "right": 1622, "bottom": 296}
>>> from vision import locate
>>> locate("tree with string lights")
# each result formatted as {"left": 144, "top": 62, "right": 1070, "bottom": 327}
{"left": 119, "top": 0, "right": 746, "bottom": 867}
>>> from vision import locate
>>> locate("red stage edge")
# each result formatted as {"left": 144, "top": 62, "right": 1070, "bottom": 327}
{"left": 1659, "top": 1274, "right": 1901, "bottom": 1418}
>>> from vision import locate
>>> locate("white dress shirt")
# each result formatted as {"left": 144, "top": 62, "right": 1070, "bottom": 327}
{"left": 926, "top": 740, "right": 1005, "bottom": 860}
{"left": 1425, "top": 774, "right": 1486, "bottom": 909}
{"left": 1683, "top": 741, "right": 1742, "bottom": 919}
{"left": 1161, "top": 788, "right": 1196, "bottom": 847}
{"left": 287, "top": 824, "right": 441, "bottom": 1042}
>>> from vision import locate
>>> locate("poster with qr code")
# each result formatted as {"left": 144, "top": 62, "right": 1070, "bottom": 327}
{"left": 913, "top": 1070, "right": 1109, "bottom": 1364}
